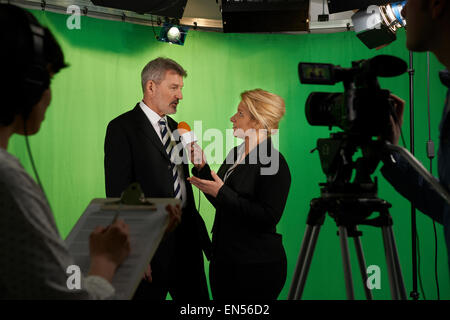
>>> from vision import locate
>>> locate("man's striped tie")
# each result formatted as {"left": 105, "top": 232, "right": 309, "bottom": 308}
{"left": 158, "top": 118, "right": 182, "bottom": 201}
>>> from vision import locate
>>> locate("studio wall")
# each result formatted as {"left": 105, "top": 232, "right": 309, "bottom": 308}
{"left": 9, "top": 9, "right": 449, "bottom": 299}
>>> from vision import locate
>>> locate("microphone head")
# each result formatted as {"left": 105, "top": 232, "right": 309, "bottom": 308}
{"left": 178, "top": 121, "right": 191, "bottom": 132}
{"left": 178, "top": 121, "right": 197, "bottom": 147}
{"left": 368, "top": 55, "right": 407, "bottom": 78}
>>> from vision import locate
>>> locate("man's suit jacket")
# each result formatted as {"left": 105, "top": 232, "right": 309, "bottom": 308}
{"left": 193, "top": 137, "right": 291, "bottom": 265}
{"left": 104, "top": 103, "right": 211, "bottom": 282}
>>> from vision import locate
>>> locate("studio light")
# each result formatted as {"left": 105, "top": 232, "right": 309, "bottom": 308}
{"left": 380, "top": 1, "right": 407, "bottom": 32}
{"left": 167, "top": 26, "right": 181, "bottom": 42}
{"left": 351, "top": 1, "right": 407, "bottom": 49}
{"left": 158, "top": 23, "right": 188, "bottom": 46}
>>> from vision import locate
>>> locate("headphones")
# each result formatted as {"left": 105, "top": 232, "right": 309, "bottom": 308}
{"left": 20, "top": 9, "right": 51, "bottom": 120}
{"left": 1, "top": 5, "right": 50, "bottom": 125}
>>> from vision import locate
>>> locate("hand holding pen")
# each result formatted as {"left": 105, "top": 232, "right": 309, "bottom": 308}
{"left": 88, "top": 214, "right": 131, "bottom": 283}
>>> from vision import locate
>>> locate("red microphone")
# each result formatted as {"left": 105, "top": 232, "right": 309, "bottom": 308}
{"left": 177, "top": 122, "right": 203, "bottom": 166}
{"left": 177, "top": 121, "right": 198, "bottom": 148}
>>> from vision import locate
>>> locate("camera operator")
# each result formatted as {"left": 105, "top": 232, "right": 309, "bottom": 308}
{"left": 380, "top": 0, "right": 450, "bottom": 270}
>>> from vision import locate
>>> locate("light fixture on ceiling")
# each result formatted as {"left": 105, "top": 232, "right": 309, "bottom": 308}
{"left": 158, "top": 22, "right": 188, "bottom": 45}
{"left": 351, "top": 1, "right": 407, "bottom": 49}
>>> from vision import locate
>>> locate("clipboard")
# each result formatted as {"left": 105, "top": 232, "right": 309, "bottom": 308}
{"left": 65, "top": 183, "right": 180, "bottom": 299}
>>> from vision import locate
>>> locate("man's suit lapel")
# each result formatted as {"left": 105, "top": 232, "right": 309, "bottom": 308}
{"left": 132, "top": 104, "right": 170, "bottom": 162}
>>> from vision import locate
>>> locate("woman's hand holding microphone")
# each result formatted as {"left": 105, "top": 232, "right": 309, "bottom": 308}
{"left": 178, "top": 121, "right": 224, "bottom": 197}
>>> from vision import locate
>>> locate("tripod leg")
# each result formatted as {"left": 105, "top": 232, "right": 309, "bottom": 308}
{"left": 386, "top": 226, "right": 407, "bottom": 300}
{"left": 352, "top": 232, "right": 373, "bottom": 300}
{"left": 292, "top": 225, "right": 322, "bottom": 300}
{"left": 288, "top": 198, "right": 327, "bottom": 300}
{"left": 339, "top": 226, "right": 355, "bottom": 300}
{"left": 288, "top": 225, "right": 313, "bottom": 300}
{"left": 382, "top": 226, "right": 399, "bottom": 300}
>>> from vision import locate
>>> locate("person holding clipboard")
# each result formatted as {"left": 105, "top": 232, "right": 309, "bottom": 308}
{"left": 0, "top": 4, "right": 180, "bottom": 299}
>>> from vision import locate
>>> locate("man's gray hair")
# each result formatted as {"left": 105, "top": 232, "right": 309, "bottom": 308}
{"left": 141, "top": 57, "right": 187, "bottom": 92}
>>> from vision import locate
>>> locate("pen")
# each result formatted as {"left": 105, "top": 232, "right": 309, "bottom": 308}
{"left": 111, "top": 212, "right": 119, "bottom": 225}
{"left": 111, "top": 202, "right": 123, "bottom": 225}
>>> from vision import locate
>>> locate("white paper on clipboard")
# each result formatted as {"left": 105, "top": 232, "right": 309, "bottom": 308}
{"left": 65, "top": 198, "right": 179, "bottom": 299}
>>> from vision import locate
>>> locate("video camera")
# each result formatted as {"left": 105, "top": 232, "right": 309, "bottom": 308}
{"left": 298, "top": 55, "right": 407, "bottom": 188}
{"left": 299, "top": 55, "right": 407, "bottom": 137}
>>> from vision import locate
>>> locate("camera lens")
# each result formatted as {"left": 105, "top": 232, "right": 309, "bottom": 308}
{"left": 305, "top": 92, "right": 344, "bottom": 127}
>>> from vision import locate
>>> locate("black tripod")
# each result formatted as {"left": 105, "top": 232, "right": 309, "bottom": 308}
{"left": 288, "top": 134, "right": 407, "bottom": 300}
{"left": 288, "top": 189, "right": 407, "bottom": 300}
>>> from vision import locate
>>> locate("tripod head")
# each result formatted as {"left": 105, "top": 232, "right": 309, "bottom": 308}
{"left": 311, "top": 133, "right": 400, "bottom": 226}
{"left": 314, "top": 132, "right": 385, "bottom": 199}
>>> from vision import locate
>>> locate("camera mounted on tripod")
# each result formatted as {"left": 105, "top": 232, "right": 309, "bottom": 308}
{"left": 289, "top": 56, "right": 409, "bottom": 300}
{"left": 298, "top": 55, "right": 407, "bottom": 196}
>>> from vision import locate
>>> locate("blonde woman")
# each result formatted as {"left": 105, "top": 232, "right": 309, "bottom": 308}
{"left": 188, "top": 89, "right": 291, "bottom": 300}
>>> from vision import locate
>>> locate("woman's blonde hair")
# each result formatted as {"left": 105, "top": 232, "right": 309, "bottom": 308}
{"left": 240, "top": 89, "right": 286, "bottom": 133}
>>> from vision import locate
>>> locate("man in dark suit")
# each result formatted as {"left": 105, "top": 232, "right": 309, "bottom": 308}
{"left": 104, "top": 57, "right": 211, "bottom": 300}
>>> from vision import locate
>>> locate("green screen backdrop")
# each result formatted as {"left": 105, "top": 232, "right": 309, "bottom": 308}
{"left": 8, "top": 9, "right": 449, "bottom": 299}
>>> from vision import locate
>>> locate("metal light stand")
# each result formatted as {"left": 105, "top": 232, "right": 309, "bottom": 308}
{"left": 408, "top": 51, "right": 420, "bottom": 301}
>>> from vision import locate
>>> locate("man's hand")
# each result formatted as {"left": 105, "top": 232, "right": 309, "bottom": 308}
{"left": 383, "top": 93, "right": 405, "bottom": 145}
{"left": 165, "top": 204, "right": 182, "bottom": 234}
{"left": 142, "top": 204, "right": 181, "bottom": 283}
{"left": 188, "top": 171, "right": 224, "bottom": 198}
{"left": 144, "top": 264, "right": 152, "bottom": 283}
